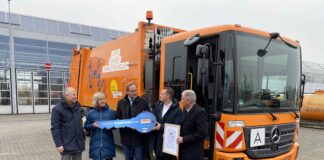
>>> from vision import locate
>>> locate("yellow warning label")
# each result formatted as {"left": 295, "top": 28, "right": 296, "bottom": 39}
{"left": 110, "top": 80, "right": 118, "bottom": 93}
{"left": 110, "top": 80, "right": 122, "bottom": 98}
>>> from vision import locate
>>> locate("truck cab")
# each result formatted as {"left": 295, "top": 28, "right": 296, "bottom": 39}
{"left": 157, "top": 25, "right": 302, "bottom": 159}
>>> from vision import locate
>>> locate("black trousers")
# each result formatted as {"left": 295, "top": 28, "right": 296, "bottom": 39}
{"left": 156, "top": 154, "right": 176, "bottom": 160}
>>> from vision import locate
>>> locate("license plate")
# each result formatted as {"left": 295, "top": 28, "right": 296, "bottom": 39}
{"left": 250, "top": 128, "right": 265, "bottom": 147}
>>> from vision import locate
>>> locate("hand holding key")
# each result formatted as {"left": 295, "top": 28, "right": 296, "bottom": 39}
{"left": 97, "top": 112, "right": 157, "bottom": 133}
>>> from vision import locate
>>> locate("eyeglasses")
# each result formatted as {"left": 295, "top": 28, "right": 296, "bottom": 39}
{"left": 128, "top": 89, "right": 137, "bottom": 92}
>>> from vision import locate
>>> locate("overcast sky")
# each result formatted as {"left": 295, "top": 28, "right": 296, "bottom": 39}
{"left": 0, "top": 0, "right": 323, "bottom": 64}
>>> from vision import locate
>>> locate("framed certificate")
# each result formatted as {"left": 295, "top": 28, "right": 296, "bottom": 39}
{"left": 162, "top": 123, "right": 181, "bottom": 156}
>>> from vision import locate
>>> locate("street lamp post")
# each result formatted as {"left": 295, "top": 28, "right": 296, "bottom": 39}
{"left": 8, "top": 0, "right": 17, "bottom": 114}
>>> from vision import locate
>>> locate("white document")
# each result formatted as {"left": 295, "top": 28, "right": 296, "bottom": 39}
{"left": 162, "top": 123, "right": 180, "bottom": 156}
{"left": 250, "top": 128, "right": 265, "bottom": 147}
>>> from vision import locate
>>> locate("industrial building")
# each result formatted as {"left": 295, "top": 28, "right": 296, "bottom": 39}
{"left": 0, "top": 11, "right": 127, "bottom": 114}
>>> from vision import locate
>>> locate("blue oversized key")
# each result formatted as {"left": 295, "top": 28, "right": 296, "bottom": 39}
{"left": 97, "top": 112, "right": 157, "bottom": 133}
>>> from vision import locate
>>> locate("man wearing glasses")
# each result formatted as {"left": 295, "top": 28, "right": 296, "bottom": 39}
{"left": 116, "top": 82, "right": 150, "bottom": 160}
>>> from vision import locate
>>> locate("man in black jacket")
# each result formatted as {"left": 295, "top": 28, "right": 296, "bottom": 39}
{"left": 152, "top": 87, "right": 183, "bottom": 160}
{"left": 117, "top": 82, "right": 150, "bottom": 160}
{"left": 51, "top": 87, "right": 85, "bottom": 160}
{"left": 176, "top": 90, "right": 208, "bottom": 160}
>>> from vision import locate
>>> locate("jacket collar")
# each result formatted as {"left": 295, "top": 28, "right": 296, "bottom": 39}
{"left": 61, "top": 98, "right": 79, "bottom": 110}
{"left": 93, "top": 105, "right": 109, "bottom": 111}
{"left": 181, "top": 104, "right": 198, "bottom": 123}
{"left": 159, "top": 99, "right": 178, "bottom": 109}
{"left": 123, "top": 95, "right": 139, "bottom": 103}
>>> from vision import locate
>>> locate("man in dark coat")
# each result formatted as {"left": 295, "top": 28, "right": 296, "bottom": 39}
{"left": 116, "top": 82, "right": 150, "bottom": 160}
{"left": 176, "top": 90, "right": 208, "bottom": 160}
{"left": 152, "top": 87, "right": 183, "bottom": 160}
{"left": 51, "top": 87, "right": 85, "bottom": 160}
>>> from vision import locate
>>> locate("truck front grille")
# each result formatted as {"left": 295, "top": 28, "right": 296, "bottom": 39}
{"left": 243, "top": 123, "right": 296, "bottom": 159}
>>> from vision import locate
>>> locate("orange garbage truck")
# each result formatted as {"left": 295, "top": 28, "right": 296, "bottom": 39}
{"left": 69, "top": 11, "right": 304, "bottom": 160}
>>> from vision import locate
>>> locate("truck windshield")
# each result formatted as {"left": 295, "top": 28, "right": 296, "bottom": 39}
{"left": 235, "top": 32, "right": 301, "bottom": 113}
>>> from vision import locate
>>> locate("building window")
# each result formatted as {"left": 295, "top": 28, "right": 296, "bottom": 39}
{"left": 90, "top": 27, "right": 102, "bottom": 40}
{"left": 0, "top": 68, "right": 11, "bottom": 105}
{"left": 70, "top": 23, "right": 81, "bottom": 34}
{"left": 20, "top": 15, "right": 34, "bottom": 32}
{"left": 80, "top": 25, "right": 91, "bottom": 35}
{"left": 34, "top": 18, "right": 47, "bottom": 33}
{"left": 46, "top": 20, "right": 58, "bottom": 34}
{"left": 58, "top": 22, "right": 70, "bottom": 36}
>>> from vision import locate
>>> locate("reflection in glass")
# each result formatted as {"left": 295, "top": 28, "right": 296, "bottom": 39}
{"left": 0, "top": 35, "right": 9, "bottom": 43}
{"left": 51, "top": 91, "right": 62, "bottom": 98}
{"left": 50, "top": 78, "right": 63, "bottom": 84}
{"left": 51, "top": 85, "right": 63, "bottom": 91}
{"left": 14, "top": 37, "right": 47, "bottom": 47}
{"left": 51, "top": 99, "right": 61, "bottom": 105}
{"left": 48, "top": 41, "right": 76, "bottom": 50}
{"left": 18, "top": 98, "right": 33, "bottom": 105}
{"left": 236, "top": 32, "right": 300, "bottom": 112}
{"left": 18, "top": 91, "right": 32, "bottom": 97}
{"left": 35, "top": 99, "right": 48, "bottom": 105}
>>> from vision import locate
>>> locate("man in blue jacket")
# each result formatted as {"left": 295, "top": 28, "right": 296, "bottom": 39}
{"left": 51, "top": 87, "right": 85, "bottom": 160}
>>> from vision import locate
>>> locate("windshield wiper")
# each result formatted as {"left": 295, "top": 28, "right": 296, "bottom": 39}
{"left": 292, "top": 111, "right": 300, "bottom": 119}
{"left": 244, "top": 104, "right": 278, "bottom": 121}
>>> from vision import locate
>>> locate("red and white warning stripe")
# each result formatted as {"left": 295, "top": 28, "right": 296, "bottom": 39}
{"left": 226, "top": 131, "right": 243, "bottom": 149}
{"left": 215, "top": 122, "right": 225, "bottom": 149}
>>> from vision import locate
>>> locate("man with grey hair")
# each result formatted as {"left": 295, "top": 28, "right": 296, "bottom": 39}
{"left": 51, "top": 87, "right": 85, "bottom": 160}
{"left": 176, "top": 90, "right": 208, "bottom": 160}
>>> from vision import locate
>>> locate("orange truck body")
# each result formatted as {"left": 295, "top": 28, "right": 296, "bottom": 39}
{"left": 301, "top": 90, "right": 324, "bottom": 121}
{"left": 69, "top": 17, "right": 301, "bottom": 160}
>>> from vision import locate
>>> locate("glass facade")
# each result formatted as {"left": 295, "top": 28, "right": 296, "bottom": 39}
{"left": 33, "top": 71, "right": 49, "bottom": 113}
{"left": 0, "top": 11, "right": 129, "bottom": 114}
{"left": 0, "top": 68, "right": 11, "bottom": 106}
{"left": 0, "top": 35, "right": 9, "bottom": 67}
{"left": 13, "top": 37, "right": 76, "bottom": 70}
{"left": 16, "top": 70, "right": 33, "bottom": 113}
{"left": 0, "top": 68, "right": 69, "bottom": 114}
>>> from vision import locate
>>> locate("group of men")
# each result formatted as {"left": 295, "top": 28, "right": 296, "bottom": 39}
{"left": 51, "top": 82, "right": 208, "bottom": 160}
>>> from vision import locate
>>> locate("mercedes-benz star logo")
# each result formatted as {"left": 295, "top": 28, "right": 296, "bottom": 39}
{"left": 271, "top": 127, "right": 281, "bottom": 144}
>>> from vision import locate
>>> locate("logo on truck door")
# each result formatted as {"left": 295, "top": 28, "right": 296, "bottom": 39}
{"left": 102, "top": 49, "right": 129, "bottom": 73}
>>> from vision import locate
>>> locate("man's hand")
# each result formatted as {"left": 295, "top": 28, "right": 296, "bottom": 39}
{"left": 153, "top": 122, "right": 161, "bottom": 130}
{"left": 176, "top": 136, "right": 183, "bottom": 144}
{"left": 93, "top": 122, "right": 99, "bottom": 128}
{"left": 57, "top": 146, "right": 64, "bottom": 153}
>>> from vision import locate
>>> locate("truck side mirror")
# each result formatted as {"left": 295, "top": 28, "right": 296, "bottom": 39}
{"left": 184, "top": 34, "right": 200, "bottom": 46}
{"left": 197, "top": 58, "right": 209, "bottom": 86}
{"left": 196, "top": 44, "right": 209, "bottom": 86}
